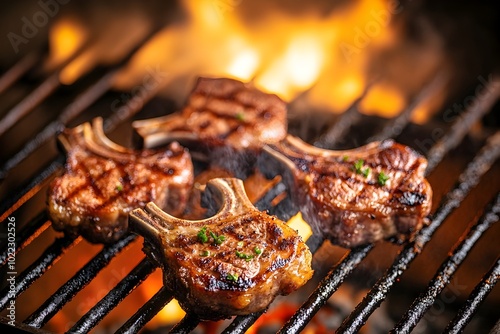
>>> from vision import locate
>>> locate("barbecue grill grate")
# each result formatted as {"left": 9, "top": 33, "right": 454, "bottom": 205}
{"left": 0, "top": 27, "right": 499, "bottom": 334}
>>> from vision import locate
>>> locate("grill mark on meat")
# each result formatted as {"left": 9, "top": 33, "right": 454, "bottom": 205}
{"left": 261, "top": 135, "right": 432, "bottom": 248}
{"left": 388, "top": 158, "right": 426, "bottom": 208}
{"left": 267, "top": 257, "right": 289, "bottom": 273}
{"left": 133, "top": 78, "right": 288, "bottom": 169}
{"left": 397, "top": 191, "right": 428, "bottom": 206}
{"left": 48, "top": 118, "right": 193, "bottom": 244}
{"left": 130, "top": 178, "right": 313, "bottom": 320}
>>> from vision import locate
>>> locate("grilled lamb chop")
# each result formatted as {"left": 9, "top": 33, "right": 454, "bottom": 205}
{"left": 47, "top": 118, "right": 193, "bottom": 244}
{"left": 133, "top": 77, "right": 287, "bottom": 176}
{"left": 129, "top": 178, "right": 313, "bottom": 320}
{"left": 260, "top": 135, "right": 432, "bottom": 248}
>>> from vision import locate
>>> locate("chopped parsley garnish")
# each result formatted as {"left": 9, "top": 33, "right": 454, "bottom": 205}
{"left": 342, "top": 155, "right": 349, "bottom": 162}
{"left": 235, "top": 112, "right": 245, "bottom": 121}
{"left": 227, "top": 273, "right": 239, "bottom": 282}
{"left": 209, "top": 231, "right": 226, "bottom": 245}
{"left": 197, "top": 227, "right": 226, "bottom": 245}
{"left": 115, "top": 183, "right": 123, "bottom": 192}
{"left": 236, "top": 250, "right": 254, "bottom": 261}
{"left": 200, "top": 250, "right": 210, "bottom": 257}
{"left": 197, "top": 227, "right": 209, "bottom": 243}
{"left": 353, "top": 159, "right": 364, "bottom": 174}
{"left": 378, "top": 171, "right": 390, "bottom": 186}
{"left": 254, "top": 247, "right": 262, "bottom": 255}
{"left": 353, "top": 159, "right": 370, "bottom": 178}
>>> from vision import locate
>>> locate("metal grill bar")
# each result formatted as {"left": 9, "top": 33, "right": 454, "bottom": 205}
{"left": 443, "top": 257, "right": 500, "bottom": 334}
{"left": 204, "top": 97, "right": 500, "bottom": 334}
{"left": 0, "top": 211, "right": 50, "bottom": 265}
{"left": 1, "top": 47, "right": 498, "bottom": 334}
{"left": 278, "top": 244, "right": 373, "bottom": 334}
{"left": 313, "top": 93, "right": 365, "bottom": 149}
{"left": 0, "top": 70, "right": 116, "bottom": 176}
{"left": 0, "top": 71, "right": 164, "bottom": 217}
{"left": 68, "top": 258, "right": 156, "bottom": 333}
{"left": 220, "top": 311, "right": 266, "bottom": 334}
{"left": 425, "top": 77, "right": 500, "bottom": 172}
{"left": 0, "top": 52, "right": 38, "bottom": 95}
{"left": 23, "top": 234, "right": 136, "bottom": 328}
{"left": 367, "top": 72, "right": 446, "bottom": 143}
{"left": 0, "top": 157, "right": 64, "bottom": 219}
{"left": 168, "top": 314, "right": 200, "bottom": 334}
{"left": 0, "top": 26, "right": 163, "bottom": 177}
{"left": 116, "top": 286, "right": 173, "bottom": 334}
{"left": 392, "top": 193, "right": 500, "bottom": 333}
{"left": 336, "top": 131, "right": 500, "bottom": 333}
{"left": 0, "top": 235, "right": 78, "bottom": 310}
{"left": 0, "top": 72, "right": 61, "bottom": 137}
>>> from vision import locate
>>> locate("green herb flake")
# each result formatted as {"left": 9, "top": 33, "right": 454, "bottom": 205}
{"left": 209, "top": 231, "right": 226, "bottom": 245}
{"left": 236, "top": 250, "right": 254, "bottom": 261}
{"left": 197, "top": 227, "right": 209, "bottom": 243}
{"left": 200, "top": 250, "right": 210, "bottom": 257}
{"left": 353, "top": 159, "right": 364, "bottom": 174}
{"left": 115, "top": 183, "right": 123, "bottom": 192}
{"left": 353, "top": 159, "right": 370, "bottom": 178}
{"left": 235, "top": 112, "right": 245, "bottom": 121}
{"left": 227, "top": 273, "right": 239, "bottom": 282}
{"left": 254, "top": 247, "right": 262, "bottom": 255}
{"left": 342, "top": 155, "right": 349, "bottom": 162}
{"left": 378, "top": 171, "right": 390, "bottom": 186}
{"left": 362, "top": 167, "right": 371, "bottom": 178}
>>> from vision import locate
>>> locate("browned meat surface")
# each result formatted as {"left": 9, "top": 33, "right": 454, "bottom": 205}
{"left": 47, "top": 118, "right": 194, "bottom": 244}
{"left": 133, "top": 77, "right": 287, "bottom": 175}
{"left": 130, "top": 178, "right": 313, "bottom": 320}
{"left": 261, "top": 135, "right": 432, "bottom": 248}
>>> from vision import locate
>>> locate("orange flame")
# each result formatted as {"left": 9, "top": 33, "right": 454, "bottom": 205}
{"left": 46, "top": 18, "right": 86, "bottom": 71}
{"left": 114, "top": 0, "right": 409, "bottom": 116}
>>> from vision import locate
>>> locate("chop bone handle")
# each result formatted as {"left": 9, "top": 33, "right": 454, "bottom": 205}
{"left": 129, "top": 178, "right": 257, "bottom": 253}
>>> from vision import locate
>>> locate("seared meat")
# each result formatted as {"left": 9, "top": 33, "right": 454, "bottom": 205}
{"left": 261, "top": 135, "right": 432, "bottom": 248}
{"left": 133, "top": 77, "right": 288, "bottom": 176}
{"left": 129, "top": 178, "right": 313, "bottom": 320}
{"left": 48, "top": 118, "right": 193, "bottom": 244}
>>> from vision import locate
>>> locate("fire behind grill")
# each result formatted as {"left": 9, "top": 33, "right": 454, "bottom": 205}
{"left": 1, "top": 3, "right": 500, "bottom": 334}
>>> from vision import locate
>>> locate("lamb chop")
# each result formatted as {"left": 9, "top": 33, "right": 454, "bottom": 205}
{"left": 129, "top": 178, "right": 313, "bottom": 320}
{"left": 260, "top": 135, "right": 432, "bottom": 248}
{"left": 47, "top": 117, "right": 193, "bottom": 244}
{"left": 132, "top": 77, "right": 288, "bottom": 176}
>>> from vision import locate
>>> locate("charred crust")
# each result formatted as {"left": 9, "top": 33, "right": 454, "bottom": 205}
{"left": 397, "top": 191, "right": 427, "bottom": 207}
{"left": 277, "top": 237, "right": 297, "bottom": 251}
{"left": 267, "top": 257, "right": 289, "bottom": 273}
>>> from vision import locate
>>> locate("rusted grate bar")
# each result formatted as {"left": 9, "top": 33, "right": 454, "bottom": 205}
{"left": 336, "top": 131, "right": 500, "bottom": 333}
{"left": 0, "top": 235, "right": 78, "bottom": 311}
{"left": 443, "top": 257, "right": 500, "bottom": 334}
{"left": 116, "top": 286, "right": 173, "bottom": 334}
{"left": 392, "top": 193, "right": 500, "bottom": 333}
{"left": 68, "top": 258, "right": 156, "bottom": 333}
{"left": 23, "top": 234, "right": 137, "bottom": 328}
